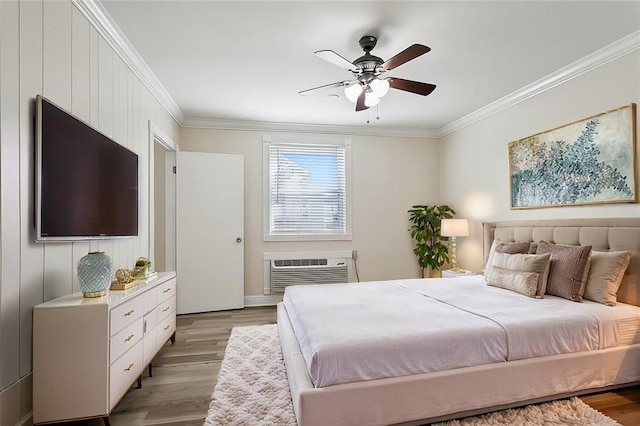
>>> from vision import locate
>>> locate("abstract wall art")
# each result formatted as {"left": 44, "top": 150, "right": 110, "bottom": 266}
{"left": 509, "top": 104, "right": 637, "bottom": 209}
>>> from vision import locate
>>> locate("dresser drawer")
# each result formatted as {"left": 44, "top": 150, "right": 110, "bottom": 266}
{"left": 157, "top": 278, "right": 176, "bottom": 303}
{"left": 110, "top": 318, "right": 143, "bottom": 364}
{"left": 143, "top": 287, "right": 157, "bottom": 315}
{"left": 157, "top": 314, "right": 176, "bottom": 350}
{"left": 143, "top": 327, "right": 157, "bottom": 366}
{"left": 109, "top": 340, "right": 143, "bottom": 410}
{"left": 144, "top": 307, "right": 158, "bottom": 335}
{"left": 158, "top": 295, "right": 176, "bottom": 322}
{"left": 110, "top": 296, "right": 144, "bottom": 337}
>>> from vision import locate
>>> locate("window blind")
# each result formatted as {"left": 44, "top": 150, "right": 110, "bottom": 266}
{"left": 268, "top": 143, "right": 346, "bottom": 236}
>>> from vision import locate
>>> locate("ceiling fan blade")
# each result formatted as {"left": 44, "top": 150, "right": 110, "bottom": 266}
{"left": 355, "top": 91, "right": 368, "bottom": 111}
{"left": 298, "top": 81, "right": 350, "bottom": 96}
{"left": 389, "top": 78, "right": 436, "bottom": 96}
{"left": 381, "top": 44, "right": 431, "bottom": 71}
{"left": 315, "top": 50, "right": 356, "bottom": 70}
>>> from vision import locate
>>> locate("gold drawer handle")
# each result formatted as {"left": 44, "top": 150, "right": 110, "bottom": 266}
{"left": 162, "top": 307, "right": 170, "bottom": 312}
{"left": 124, "top": 310, "right": 135, "bottom": 317}
{"left": 162, "top": 288, "right": 171, "bottom": 294}
{"left": 163, "top": 325, "right": 171, "bottom": 331}
{"left": 124, "top": 363, "right": 134, "bottom": 372}
{"left": 125, "top": 334, "right": 135, "bottom": 342}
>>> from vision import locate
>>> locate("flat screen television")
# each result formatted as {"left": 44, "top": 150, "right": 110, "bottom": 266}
{"left": 35, "top": 95, "right": 139, "bottom": 242}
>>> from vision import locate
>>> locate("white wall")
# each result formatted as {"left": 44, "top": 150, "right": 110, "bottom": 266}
{"left": 440, "top": 51, "right": 640, "bottom": 273}
{"left": 179, "top": 128, "right": 440, "bottom": 298}
{"left": 0, "top": 1, "right": 179, "bottom": 423}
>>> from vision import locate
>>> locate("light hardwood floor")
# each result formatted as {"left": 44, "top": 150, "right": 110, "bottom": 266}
{"left": 59, "top": 306, "right": 640, "bottom": 426}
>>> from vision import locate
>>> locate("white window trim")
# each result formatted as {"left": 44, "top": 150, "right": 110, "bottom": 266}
{"left": 263, "top": 134, "right": 352, "bottom": 242}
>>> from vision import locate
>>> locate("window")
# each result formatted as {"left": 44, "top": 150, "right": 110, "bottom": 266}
{"left": 263, "top": 136, "right": 351, "bottom": 241}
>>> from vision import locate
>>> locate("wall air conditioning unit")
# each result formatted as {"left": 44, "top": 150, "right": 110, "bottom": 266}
{"left": 264, "top": 252, "right": 351, "bottom": 295}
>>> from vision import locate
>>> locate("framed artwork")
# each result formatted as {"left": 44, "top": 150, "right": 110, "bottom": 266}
{"left": 509, "top": 103, "right": 637, "bottom": 209}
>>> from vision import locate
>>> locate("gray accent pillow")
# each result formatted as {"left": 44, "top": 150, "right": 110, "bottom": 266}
{"left": 485, "top": 266, "right": 540, "bottom": 298}
{"left": 583, "top": 251, "right": 631, "bottom": 306}
{"left": 535, "top": 241, "right": 592, "bottom": 302}
{"left": 487, "top": 251, "right": 551, "bottom": 298}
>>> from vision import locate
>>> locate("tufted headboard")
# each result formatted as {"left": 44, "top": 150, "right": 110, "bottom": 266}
{"left": 483, "top": 218, "right": 640, "bottom": 306}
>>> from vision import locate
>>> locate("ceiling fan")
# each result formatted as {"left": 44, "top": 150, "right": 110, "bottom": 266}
{"left": 299, "top": 35, "right": 436, "bottom": 112}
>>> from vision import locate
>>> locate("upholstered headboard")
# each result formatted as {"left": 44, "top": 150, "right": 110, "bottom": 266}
{"left": 483, "top": 218, "right": 640, "bottom": 306}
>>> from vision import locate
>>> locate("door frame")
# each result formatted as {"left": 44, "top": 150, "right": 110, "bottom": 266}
{"left": 148, "top": 121, "right": 177, "bottom": 271}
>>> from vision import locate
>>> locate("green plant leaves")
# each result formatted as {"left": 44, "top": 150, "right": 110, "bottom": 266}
{"left": 408, "top": 204, "right": 455, "bottom": 270}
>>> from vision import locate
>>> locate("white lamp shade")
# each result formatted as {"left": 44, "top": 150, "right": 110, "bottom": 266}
{"left": 364, "top": 91, "right": 380, "bottom": 107}
{"left": 344, "top": 82, "right": 363, "bottom": 103}
{"left": 441, "top": 219, "right": 469, "bottom": 237}
{"left": 370, "top": 78, "right": 390, "bottom": 97}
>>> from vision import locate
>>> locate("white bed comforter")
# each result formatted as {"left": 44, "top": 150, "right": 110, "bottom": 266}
{"left": 282, "top": 276, "right": 635, "bottom": 388}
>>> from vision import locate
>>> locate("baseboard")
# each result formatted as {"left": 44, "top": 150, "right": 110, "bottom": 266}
{"left": 0, "top": 373, "right": 32, "bottom": 426}
{"left": 244, "top": 294, "right": 282, "bottom": 307}
{"left": 18, "top": 413, "right": 33, "bottom": 426}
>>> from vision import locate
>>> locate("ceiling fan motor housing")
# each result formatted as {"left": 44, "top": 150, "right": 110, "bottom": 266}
{"left": 359, "top": 35, "right": 377, "bottom": 52}
{"left": 354, "top": 35, "right": 383, "bottom": 76}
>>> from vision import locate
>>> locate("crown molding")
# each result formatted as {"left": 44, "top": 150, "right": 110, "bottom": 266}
{"left": 181, "top": 117, "right": 441, "bottom": 139}
{"left": 73, "top": 2, "right": 637, "bottom": 139}
{"left": 72, "top": 0, "right": 185, "bottom": 124}
{"left": 439, "top": 30, "right": 640, "bottom": 138}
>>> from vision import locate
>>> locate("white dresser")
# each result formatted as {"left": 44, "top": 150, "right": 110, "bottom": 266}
{"left": 33, "top": 272, "right": 177, "bottom": 424}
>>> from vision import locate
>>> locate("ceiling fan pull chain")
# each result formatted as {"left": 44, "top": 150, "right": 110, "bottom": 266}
{"left": 376, "top": 104, "right": 380, "bottom": 121}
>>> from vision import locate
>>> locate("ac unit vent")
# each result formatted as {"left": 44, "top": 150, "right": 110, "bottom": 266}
{"left": 273, "top": 258, "right": 328, "bottom": 267}
{"left": 270, "top": 257, "right": 348, "bottom": 294}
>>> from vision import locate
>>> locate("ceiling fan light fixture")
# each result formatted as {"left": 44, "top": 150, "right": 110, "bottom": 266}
{"left": 364, "top": 91, "right": 380, "bottom": 107}
{"left": 370, "top": 77, "right": 390, "bottom": 98}
{"left": 344, "top": 82, "right": 363, "bottom": 103}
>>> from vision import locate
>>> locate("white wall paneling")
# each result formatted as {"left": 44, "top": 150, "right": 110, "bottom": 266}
{"left": 1, "top": 0, "right": 22, "bottom": 392}
{"left": 71, "top": 5, "right": 92, "bottom": 295}
{"left": 19, "top": 0, "right": 45, "bottom": 379}
{"left": 43, "top": 0, "right": 75, "bottom": 302}
{"left": 0, "top": 1, "right": 180, "bottom": 423}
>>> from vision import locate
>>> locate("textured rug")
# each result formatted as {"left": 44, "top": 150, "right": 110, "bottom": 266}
{"left": 205, "top": 324, "right": 620, "bottom": 426}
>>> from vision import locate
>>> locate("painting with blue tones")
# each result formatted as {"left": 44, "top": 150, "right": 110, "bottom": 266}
{"left": 509, "top": 104, "right": 637, "bottom": 209}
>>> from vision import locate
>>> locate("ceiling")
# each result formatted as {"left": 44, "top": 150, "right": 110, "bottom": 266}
{"left": 99, "top": 1, "right": 640, "bottom": 135}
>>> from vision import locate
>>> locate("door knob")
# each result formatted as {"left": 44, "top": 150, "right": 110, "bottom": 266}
{"left": 236, "top": 237, "right": 243, "bottom": 243}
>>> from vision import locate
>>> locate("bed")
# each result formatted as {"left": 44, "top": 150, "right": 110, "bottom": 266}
{"left": 277, "top": 218, "right": 640, "bottom": 425}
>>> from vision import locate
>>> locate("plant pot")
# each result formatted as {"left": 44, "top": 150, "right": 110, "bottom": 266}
{"left": 77, "top": 252, "right": 113, "bottom": 298}
{"left": 422, "top": 267, "right": 442, "bottom": 278}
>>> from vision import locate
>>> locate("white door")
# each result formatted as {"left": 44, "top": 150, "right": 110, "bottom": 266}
{"left": 176, "top": 152, "right": 244, "bottom": 314}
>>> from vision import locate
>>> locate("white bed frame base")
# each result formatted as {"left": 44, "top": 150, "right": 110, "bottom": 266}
{"left": 278, "top": 304, "right": 640, "bottom": 426}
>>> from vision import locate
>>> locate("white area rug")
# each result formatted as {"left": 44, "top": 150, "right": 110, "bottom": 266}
{"left": 205, "top": 324, "right": 620, "bottom": 426}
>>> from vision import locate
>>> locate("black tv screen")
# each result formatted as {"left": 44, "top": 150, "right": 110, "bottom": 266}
{"left": 35, "top": 95, "right": 139, "bottom": 241}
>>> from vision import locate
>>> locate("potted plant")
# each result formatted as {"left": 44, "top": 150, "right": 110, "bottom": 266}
{"left": 408, "top": 205, "right": 455, "bottom": 277}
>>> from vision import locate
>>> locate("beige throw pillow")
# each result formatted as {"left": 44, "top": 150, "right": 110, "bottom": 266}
{"left": 487, "top": 252, "right": 551, "bottom": 298}
{"left": 535, "top": 242, "right": 592, "bottom": 302}
{"left": 485, "top": 240, "right": 531, "bottom": 275}
{"left": 583, "top": 251, "right": 631, "bottom": 306}
{"left": 485, "top": 266, "right": 540, "bottom": 297}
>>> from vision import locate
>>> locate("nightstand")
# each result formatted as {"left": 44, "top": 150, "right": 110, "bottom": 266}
{"left": 441, "top": 269, "right": 478, "bottom": 278}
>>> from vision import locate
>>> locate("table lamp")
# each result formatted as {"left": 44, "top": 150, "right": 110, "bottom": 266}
{"left": 441, "top": 219, "right": 469, "bottom": 272}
